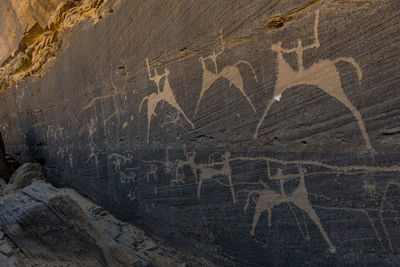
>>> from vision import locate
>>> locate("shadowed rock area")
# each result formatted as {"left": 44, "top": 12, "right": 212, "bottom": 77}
{"left": 0, "top": 162, "right": 208, "bottom": 266}
{"left": 0, "top": 0, "right": 400, "bottom": 265}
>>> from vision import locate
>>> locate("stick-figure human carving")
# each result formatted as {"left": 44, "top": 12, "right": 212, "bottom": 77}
{"left": 254, "top": 11, "right": 373, "bottom": 152}
{"left": 174, "top": 150, "right": 236, "bottom": 203}
{"left": 244, "top": 164, "right": 336, "bottom": 253}
{"left": 194, "top": 31, "right": 258, "bottom": 117}
{"left": 139, "top": 59, "right": 194, "bottom": 143}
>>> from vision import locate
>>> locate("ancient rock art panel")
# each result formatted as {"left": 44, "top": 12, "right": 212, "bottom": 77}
{"left": 254, "top": 11, "right": 373, "bottom": 152}
{"left": 82, "top": 59, "right": 130, "bottom": 143}
{"left": 139, "top": 59, "right": 194, "bottom": 143}
{"left": 244, "top": 164, "right": 336, "bottom": 253}
{"left": 109, "top": 152, "right": 137, "bottom": 184}
{"left": 194, "top": 32, "right": 258, "bottom": 117}
{"left": 230, "top": 154, "right": 400, "bottom": 253}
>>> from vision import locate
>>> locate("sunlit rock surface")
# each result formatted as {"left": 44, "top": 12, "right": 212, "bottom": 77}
{"left": 0, "top": 0, "right": 400, "bottom": 265}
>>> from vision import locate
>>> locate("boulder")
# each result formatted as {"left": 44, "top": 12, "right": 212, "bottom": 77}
{"left": 0, "top": 180, "right": 193, "bottom": 266}
{"left": 8, "top": 163, "right": 44, "bottom": 190}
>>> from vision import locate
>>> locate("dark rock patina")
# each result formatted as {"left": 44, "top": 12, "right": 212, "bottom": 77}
{"left": 0, "top": 0, "right": 400, "bottom": 265}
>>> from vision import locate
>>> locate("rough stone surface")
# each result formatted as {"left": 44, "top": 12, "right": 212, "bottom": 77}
{"left": 0, "top": 132, "right": 14, "bottom": 182}
{"left": 0, "top": 0, "right": 400, "bottom": 265}
{"left": 7, "top": 163, "right": 44, "bottom": 190}
{"left": 0, "top": 178, "right": 202, "bottom": 266}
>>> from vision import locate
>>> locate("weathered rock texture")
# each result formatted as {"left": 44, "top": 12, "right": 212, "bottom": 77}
{"left": 1, "top": 0, "right": 400, "bottom": 265}
{"left": 0, "top": 132, "right": 15, "bottom": 182}
{"left": 0, "top": 164, "right": 203, "bottom": 266}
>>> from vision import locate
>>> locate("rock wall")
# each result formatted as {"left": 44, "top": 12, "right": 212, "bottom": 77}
{"left": 1, "top": 0, "right": 400, "bottom": 265}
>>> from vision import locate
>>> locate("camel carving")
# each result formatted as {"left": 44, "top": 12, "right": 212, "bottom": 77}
{"left": 244, "top": 165, "right": 336, "bottom": 253}
{"left": 139, "top": 59, "right": 194, "bottom": 143}
{"left": 194, "top": 32, "right": 258, "bottom": 117}
{"left": 253, "top": 11, "right": 373, "bottom": 152}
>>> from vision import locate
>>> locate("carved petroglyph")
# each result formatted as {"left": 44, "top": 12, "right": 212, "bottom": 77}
{"left": 160, "top": 110, "right": 185, "bottom": 129}
{"left": 86, "top": 118, "right": 99, "bottom": 169}
{"left": 254, "top": 11, "right": 373, "bottom": 152}
{"left": 143, "top": 150, "right": 175, "bottom": 178}
{"left": 119, "top": 172, "right": 137, "bottom": 184}
{"left": 194, "top": 31, "right": 258, "bottom": 117}
{"left": 378, "top": 178, "right": 400, "bottom": 253}
{"left": 244, "top": 165, "right": 336, "bottom": 253}
{"left": 139, "top": 59, "right": 194, "bottom": 143}
{"left": 82, "top": 60, "right": 130, "bottom": 146}
{"left": 109, "top": 152, "right": 137, "bottom": 184}
{"left": 145, "top": 163, "right": 158, "bottom": 182}
{"left": 127, "top": 189, "right": 136, "bottom": 201}
{"left": 109, "top": 152, "right": 135, "bottom": 172}
{"left": 174, "top": 150, "right": 236, "bottom": 203}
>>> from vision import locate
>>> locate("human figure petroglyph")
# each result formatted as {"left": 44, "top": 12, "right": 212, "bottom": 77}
{"left": 174, "top": 150, "right": 236, "bottom": 203}
{"left": 139, "top": 59, "right": 194, "bottom": 143}
{"left": 146, "top": 163, "right": 158, "bottom": 182}
{"left": 82, "top": 60, "right": 129, "bottom": 126}
{"left": 254, "top": 10, "right": 373, "bottom": 152}
{"left": 194, "top": 31, "right": 258, "bottom": 117}
{"left": 120, "top": 172, "right": 137, "bottom": 184}
{"left": 244, "top": 165, "right": 336, "bottom": 253}
{"left": 109, "top": 152, "right": 135, "bottom": 170}
{"left": 86, "top": 118, "right": 99, "bottom": 166}
{"left": 378, "top": 178, "right": 400, "bottom": 253}
{"left": 196, "top": 152, "right": 236, "bottom": 203}
{"left": 173, "top": 149, "right": 196, "bottom": 184}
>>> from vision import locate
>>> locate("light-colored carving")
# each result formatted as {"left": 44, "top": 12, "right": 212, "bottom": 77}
{"left": 194, "top": 31, "right": 258, "bottom": 117}
{"left": 244, "top": 165, "right": 336, "bottom": 253}
{"left": 160, "top": 110, "right": 185, "bottom": 129}
{"left": 139, "top": 59, "right": 194, "bottom": 143}
{"left": 127, "top": 189, "right": 136, "bottom": 201}
{"left": 175, "top": 150, "right": 236, "bottom": 203}
{"left": 109, "top": 152, "right": 137, "bottom": 184}
{"left": 86, "top": 118, "right": 99, "bottom": 167}
{"left": 82, "top": 60, "right": 130, "bottom": 145}
{"left": 109, "top": 152, "right": 135, "bottom": 172}
{"left": 146, "top": 163, "right": 158, "bottom": 182}
{"left": 254, "top": 11, "right": 373, "bottom": 152}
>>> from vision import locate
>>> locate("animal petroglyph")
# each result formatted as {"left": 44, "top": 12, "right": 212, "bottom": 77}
{"left": 175, "top": 151, "right": 236, "bottom": 203}
{"left": 160, "top": 110, "right": 185, "bottom": 129}
{"left": 109, "top": 152, "right": 135, "bottom": 172}
{"left": 139, "top": 59, "right": 194, "bottom": 143}
{"left": 254, "top": 11, "right": 373, "bottom": 152}
{"left": 244, "top": 165, "right": 336, "bottom": 253}
{"left": 83, "top": 60, "right": 129, "bottom": 124}
{"left": 146, "top": 163, "right": 158, "bottom": 182}
{"left": 109, "top": 152, "right": 137, "bottom": 184}
{"left": 194, "top": 31, "right": 258, "bottom": 117}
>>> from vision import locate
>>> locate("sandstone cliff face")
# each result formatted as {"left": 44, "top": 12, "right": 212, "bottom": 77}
{"left": 1, "top": 0, "right": 400, "bottom": 265}
{"left": 0, "top": 0, "right": 108, "bottom": 89}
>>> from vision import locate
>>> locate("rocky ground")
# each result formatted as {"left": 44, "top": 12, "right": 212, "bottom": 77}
{"left": 0, "top": 163, "right": 212, "bottom": 267}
